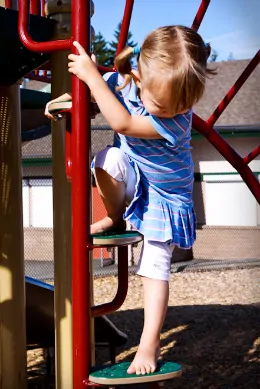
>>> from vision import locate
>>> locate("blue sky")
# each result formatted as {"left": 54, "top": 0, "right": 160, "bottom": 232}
{"left": 91, "top": 0, "right": 260, "bottom": 61}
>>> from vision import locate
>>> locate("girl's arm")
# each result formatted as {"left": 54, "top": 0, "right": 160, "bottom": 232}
{"left": 68, "top": 42, "right": 163, "bottom": 139}
{"left": 45, "top": 92, "right": 72, "bottom": 120}
{"left": 44, "top": 90, "right": 96, "bottom": 120}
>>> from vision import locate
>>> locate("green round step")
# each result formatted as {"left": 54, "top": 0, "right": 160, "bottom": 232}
{"left": 91, "top": 230, "right": 143, "bottom": 247}
{"left": 89, "top": 361, "right": 182, "bottom": 385}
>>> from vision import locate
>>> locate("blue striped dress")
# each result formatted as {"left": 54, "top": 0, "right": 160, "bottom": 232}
{"left": 103, "top": 72, "right": 196, "bottom": 248}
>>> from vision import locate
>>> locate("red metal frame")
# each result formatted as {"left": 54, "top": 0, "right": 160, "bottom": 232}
{"left": 207, "top": 50, "right": 260, "bottom": 127}
{"left": 18, "top": 0, "right": 71, "bottom": 52}
{"left": 243, "top": 145, "right": 260, "bottom": 166}
{"left": 190, "top": 1, "right": 260, "bottom": 204}
{"left": 91, "top": 246, "right": 129, "bottom": 317}
{"left": 195, "top": 50, "right": 260, "bottom": 203}
{"left": 71, "top": 1, "right": 92, "bottom": 386}
{"left": 191, "top": 0, "right": 210, "bottom": 31}
{"left": 40, "top": 0, "right": 45, "bottom": 16}
{"left": 116, "top": 0, "right": 135, "bottom": 56}
{"left": 192, "top": 114, "right": 260, "bottom": 203}
{"left": 5, "top": 0, "right": 12, "bottom": 7}
{"left": 30, "top": 0, "right": 40, "bottom": 15}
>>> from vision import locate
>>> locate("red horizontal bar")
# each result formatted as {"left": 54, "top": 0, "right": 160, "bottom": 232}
{"left": 193, "top": 114, "right": 260, "bottom": 204}
{"left": 91, "top": 246, "right": 128, "bottom": 317}
{"left": 191, "top": 0, "right": 210, "bottom": 31}
{"left": 207, "top": 50, "right": 260, "bottom": 127}
{"left": 18, "top": 0, "right": 71, "bottom": 52}
{"left": 243, "top": 144, "right": 260, "bottom": 165}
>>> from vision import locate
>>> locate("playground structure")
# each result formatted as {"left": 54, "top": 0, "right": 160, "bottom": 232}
{"left": 0, "top": 0, "right": 259, "bottom": 388}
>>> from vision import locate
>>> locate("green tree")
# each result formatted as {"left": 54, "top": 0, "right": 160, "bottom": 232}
{"left": 209, "top": 49, "right": 218, "bottom": 62}
{"left": 107, "top": 21, "right": 138, "bottom": 66}
{"left": 227, "top": 52, "right": 235, "bottom": 61}
{"left": 92, "top": 32, "right": 113, "bottom": 67}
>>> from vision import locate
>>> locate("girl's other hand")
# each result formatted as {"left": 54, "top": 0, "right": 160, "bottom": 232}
{"left": 44, "top": 100, "right": 57, "bottom": 121}
{"left": 44, "top": 92, "right": 72, "bottom": 121}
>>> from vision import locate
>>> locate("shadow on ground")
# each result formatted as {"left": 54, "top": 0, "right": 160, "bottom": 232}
{"left": 95, "top": 303, "right": 260, "bottom": 388}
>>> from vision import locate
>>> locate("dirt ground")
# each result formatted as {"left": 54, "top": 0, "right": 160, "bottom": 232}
{"left": 28, "top": 267, "right": 260, "bottom": 388}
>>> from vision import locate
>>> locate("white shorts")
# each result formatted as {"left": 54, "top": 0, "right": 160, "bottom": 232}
{"left": 93, "top": 146, "right": 136, "bottom": 205}
{"left": 94, "top": 147, "right": 174, "bottom": 281}
{"left": 136, "top": 239, "right": 174, "bottom": 281}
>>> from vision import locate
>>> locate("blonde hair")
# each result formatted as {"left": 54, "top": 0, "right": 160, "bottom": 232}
{"left": 114, "top": 25, "right": 216, "bottom": 116}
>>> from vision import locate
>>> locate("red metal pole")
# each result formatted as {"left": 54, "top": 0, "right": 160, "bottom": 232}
{"left": 18, "top": 0, "right": 71, "bottom": 52}
{"left": 243, "top": 144, "right": 260, "bottom": 165}
{"left": 71, "top": 0, "right": 92, "bottom": 387}
{"left": 191, "top": 0, "right": 210, "bottom": 31}
{"left": 116, "top": 0, "right": 135, "bottom": 56}
{"left": 5, "top": 0, "right": 12, "bottom": 7}
{"left": 207, "top": 50, "right": 260, "bottom": 127}
{"left": 193, "top": 114, "right": 260, "bottom": 203}
{"left": 41, "top": 0, "right": 45, "bottom": 16}
{"left": 30, "top": 0, "right": 40, "bottom": 15}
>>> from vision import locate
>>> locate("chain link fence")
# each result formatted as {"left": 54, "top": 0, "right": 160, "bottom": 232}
{"left": 22, "top": 127, "right": 260, "bottom": 283}
{"left": 22, "top": 128, "right": 144, "bottom": 282}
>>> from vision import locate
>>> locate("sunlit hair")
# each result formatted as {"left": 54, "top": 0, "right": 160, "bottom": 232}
{"left": 114, "top": 25, "right": 216, "bottom": 116}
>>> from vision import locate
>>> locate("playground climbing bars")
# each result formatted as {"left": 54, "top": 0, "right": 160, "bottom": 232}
{"left": 17, "top": 0, "right": 91, "bottom": 387}
{"left": 18, "top": 0, "right": 71, "bottom": 51}
{"left": 116, "top": 0, "right": 134, "bottom": 55}
{"left": 191, "top": 0, "right": 210, "bottom": 31}
{"left": 71, "top": 1, "right": 92, "bottom": 387}
{"left": 16, "top": 0, "right": 260, "bottom": 387}
{"left": 207, "top": 51, "right": 260, "bottom": 127}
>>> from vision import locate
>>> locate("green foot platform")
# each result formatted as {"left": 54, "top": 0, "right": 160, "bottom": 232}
{"left": 92, "top": 230, "right": 143, "bottom": 247}
{"left": 89, "top": 361, "right": 182, "bottom": 386}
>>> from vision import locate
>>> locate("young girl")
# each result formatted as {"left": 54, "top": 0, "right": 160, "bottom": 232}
{"left": 45, "top": 25, "right": 213, "bottom": 376}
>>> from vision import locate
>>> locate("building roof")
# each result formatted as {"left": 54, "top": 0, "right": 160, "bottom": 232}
{"left": 22, "top": 59, "right": 260, "bottom": 160}
{"left": 194, "top": 59, "right": 260, "bottom": 125}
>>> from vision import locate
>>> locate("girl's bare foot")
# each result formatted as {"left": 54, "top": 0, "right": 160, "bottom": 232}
{"left": 127, "top": 343, "right": 160, "bottom": 375}
{"left": 90, "top": 216, "right": 126, "bottom": 234}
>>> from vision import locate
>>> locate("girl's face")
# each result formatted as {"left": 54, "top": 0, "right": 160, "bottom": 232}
{"left": 131, "top": 69, "right": 174, "bottom": 118}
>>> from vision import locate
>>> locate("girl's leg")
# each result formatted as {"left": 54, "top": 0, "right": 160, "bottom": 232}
{"left": 127, "top": 277, "right": 169, "bottom": 375}
{"left": 91, "top": 147, "right": 136, "bottom": 234}
{"left": 127, "top": 240, "right": 174, "bottom": 375}
{"left": 91, "top": 168, "right": 126, "bottom": 234}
